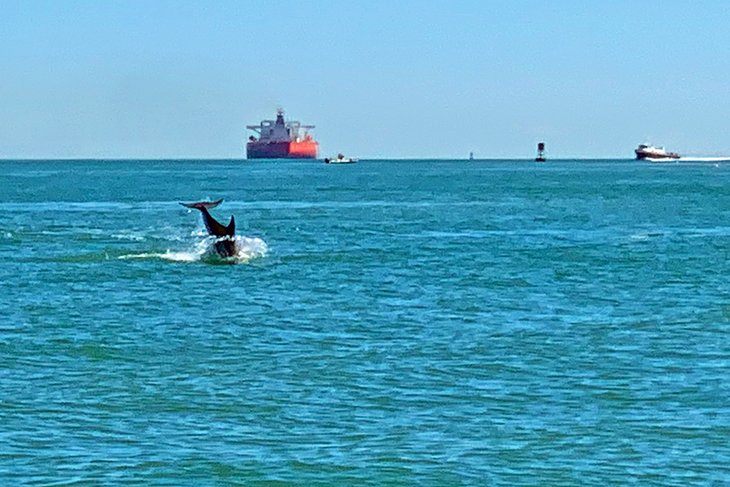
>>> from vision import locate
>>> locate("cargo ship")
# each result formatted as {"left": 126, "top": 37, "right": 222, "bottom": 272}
{"left": 246, "top": 109, "right": 318, "bottom": 159}
{"left": 634, "top": 144, "right": 681, "bottom": 161}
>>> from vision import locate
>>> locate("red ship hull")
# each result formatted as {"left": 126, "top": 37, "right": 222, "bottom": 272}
{"left": 635, "top": 151, "right": 680, "bottom": 160}
{"left": 246, "top": 140, "right": 318, "bottom": 159}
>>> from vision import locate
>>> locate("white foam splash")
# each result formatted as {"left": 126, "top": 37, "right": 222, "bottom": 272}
{"left": 160, "top": 250, "right": 202, "bottom": 262}
{"left": 229, "top": 235, "right": 269, "bottom": 262}
{"left": 119, "top": 235, "right": 267, "bottom": 264}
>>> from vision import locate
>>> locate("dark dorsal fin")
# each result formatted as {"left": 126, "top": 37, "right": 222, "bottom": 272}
{"left": 200, "top": 210, "right": 229, "bottom": 237}
{"left": 226, "top": 215, "right": 235, "bottom": 236}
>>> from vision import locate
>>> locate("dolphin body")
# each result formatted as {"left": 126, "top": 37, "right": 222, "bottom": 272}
{"left": 180, "top": 199, "right": 237, "bottom": 257}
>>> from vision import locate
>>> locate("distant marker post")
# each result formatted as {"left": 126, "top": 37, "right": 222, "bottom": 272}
{"left": 535, "top": 142, "right": 546, "bottom": 162}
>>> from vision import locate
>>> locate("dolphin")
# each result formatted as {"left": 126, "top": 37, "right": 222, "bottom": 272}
{"left": 180, "top": 199, "right": 237, "bottom": 257}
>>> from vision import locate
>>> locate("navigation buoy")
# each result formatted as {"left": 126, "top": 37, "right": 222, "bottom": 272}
{"left": 535, "top": 142, "right": 546, "bottom": 162}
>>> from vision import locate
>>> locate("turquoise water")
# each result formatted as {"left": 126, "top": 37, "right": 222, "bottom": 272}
{"left": 1, "top": 159, "right": 729, "bottom": 485}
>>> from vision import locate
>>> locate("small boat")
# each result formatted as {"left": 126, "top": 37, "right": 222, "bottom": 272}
{"left": 324, "top": 153, "right": 357, "bottom": 164}
{"left": 635, "top": 144, "right": 681, "bottom": 161}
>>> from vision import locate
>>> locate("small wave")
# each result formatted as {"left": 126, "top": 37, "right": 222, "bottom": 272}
{"left": 118, "top": 251, "right": 199, "bottom": 262}
{"left": 112, "top": 226, "right": 188, "bottom": 243}
{"left": 630, "top": 231, "right": 667, "bottom": 241}
{"left": 111, "top": 233, "right": 146, "bottom": 242}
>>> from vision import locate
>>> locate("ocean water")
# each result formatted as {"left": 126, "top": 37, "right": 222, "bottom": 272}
{"left": 1, "top": 159, "right": 729, "bottom": 485}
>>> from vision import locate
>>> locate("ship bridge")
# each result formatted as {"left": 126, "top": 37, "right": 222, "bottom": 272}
{"left": 246, "top": 108, "right": 315, "bottom": 143}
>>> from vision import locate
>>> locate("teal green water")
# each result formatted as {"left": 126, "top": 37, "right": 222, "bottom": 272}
{"left": 1, "top": 159, "right": 729, "bottom": 485}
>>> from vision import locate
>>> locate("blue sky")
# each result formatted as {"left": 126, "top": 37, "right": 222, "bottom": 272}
{"left": 1, "top": 0, "right": 729, "bottom": 159}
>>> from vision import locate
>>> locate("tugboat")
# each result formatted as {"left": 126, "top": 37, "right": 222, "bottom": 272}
{"left": 246, "top": 109, "right": 319, "bottom": 159}
{"left": 324, "top": 153, "right": 357, "bottom": 164}
{"left": 635, "top": 144, "right": 681, "bottom": 161}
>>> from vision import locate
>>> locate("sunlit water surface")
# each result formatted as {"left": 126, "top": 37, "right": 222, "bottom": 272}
{"left": 1, "top": 159, "right": 729, "bottom": 485}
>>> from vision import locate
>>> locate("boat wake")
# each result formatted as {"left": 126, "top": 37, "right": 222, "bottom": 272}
{"left": 646, "top": 156, "right": 730, "bottom": 163}
{"left": 678, "top": 156, "right": 730, "bottom": 162}
{"left": 119, "top": 235, "right": 268, "bottom": 264}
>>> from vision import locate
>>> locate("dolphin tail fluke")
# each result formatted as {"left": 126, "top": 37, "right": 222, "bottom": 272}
{"left": 179, "top": 198, "right": 224, "bottom": 210}
{"left": 180, "top": 199, "right": 236, "bottom": 240}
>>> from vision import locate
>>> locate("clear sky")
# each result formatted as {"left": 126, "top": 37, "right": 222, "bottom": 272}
{"left": 1, "top": 0, "right": 730, "bottom": 159}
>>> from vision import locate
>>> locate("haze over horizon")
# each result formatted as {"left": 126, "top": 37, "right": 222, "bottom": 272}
{"left": 2, "top": 0, "right": 729, "bottom": 159}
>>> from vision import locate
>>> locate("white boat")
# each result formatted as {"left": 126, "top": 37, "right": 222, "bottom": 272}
{"left": 324, "top": 154, "right": 357, "bottom": 164}
{"left": 635, "top": 144, "right": 681, "bottom": 161}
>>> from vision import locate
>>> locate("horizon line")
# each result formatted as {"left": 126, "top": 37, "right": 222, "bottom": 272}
{"left": 0, "top": 157, "right": 638, "bottom": 162}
